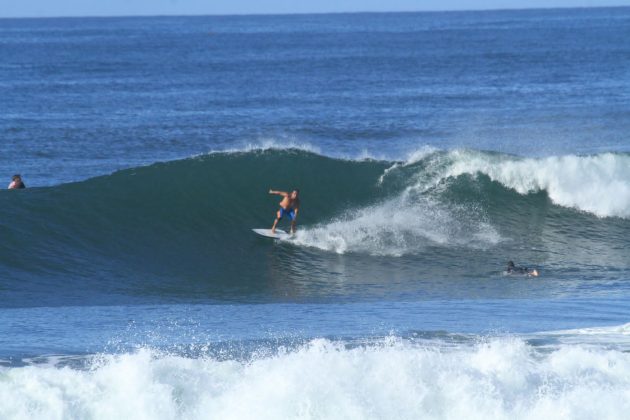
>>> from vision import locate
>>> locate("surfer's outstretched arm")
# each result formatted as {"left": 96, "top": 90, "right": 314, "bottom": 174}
{"left": 269, "top": 189, "right": 288, "bottom": 197}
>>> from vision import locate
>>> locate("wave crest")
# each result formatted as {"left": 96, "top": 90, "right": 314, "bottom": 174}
{"left": 438, "top": 150, "right": 630, "bottom": 218}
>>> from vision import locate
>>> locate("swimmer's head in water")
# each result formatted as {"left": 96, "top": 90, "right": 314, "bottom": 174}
{"left": 12, "top": 174, "right": 21, "bottom": 181}
{"left": 507, "top": 261, "right": 515, "bottom": 268}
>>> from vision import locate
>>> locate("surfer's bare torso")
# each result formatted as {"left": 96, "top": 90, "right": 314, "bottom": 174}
{"left": 279, "top": 195, "right": 300, "bottom": 211}
{"left": 269, "top": 189, "right": 300, "bottom": 233}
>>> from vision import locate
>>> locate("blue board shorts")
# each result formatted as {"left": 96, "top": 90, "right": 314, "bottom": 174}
{"left": 279, "top": 207, "right": 296, "bottom": 221}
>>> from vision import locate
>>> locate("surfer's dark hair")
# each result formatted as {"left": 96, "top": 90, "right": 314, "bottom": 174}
{"left": 293, "top": 189, "right": 300, "bottom": 193}
{"left": 12, "top": 174, "right": 21, "bottom": 180}
{"left": 507, "top": 261, "right": 515, "bottom": 267}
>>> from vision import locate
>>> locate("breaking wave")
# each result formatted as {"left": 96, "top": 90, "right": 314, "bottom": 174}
{"left": 2, "top": 336, "right": 630, "bottom": 420}
{"left": 0, "top": 147, "right": 628, "bottom": 303}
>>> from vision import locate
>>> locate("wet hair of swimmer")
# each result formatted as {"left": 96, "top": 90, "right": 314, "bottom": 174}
{"left": 507, "top": 261, "right": 515, "bottom": 268}
{"left": 12, "top": 174, "right": 21, "bottom": 181}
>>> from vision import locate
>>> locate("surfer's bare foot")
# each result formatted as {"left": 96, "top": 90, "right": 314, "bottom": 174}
{"left": 271, "top": 228, "right": 276, "bottom": 234}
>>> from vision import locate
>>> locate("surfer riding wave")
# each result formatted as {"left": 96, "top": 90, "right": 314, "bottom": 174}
{"left": 269, "top": 189, "right": 300, "bottom": 234}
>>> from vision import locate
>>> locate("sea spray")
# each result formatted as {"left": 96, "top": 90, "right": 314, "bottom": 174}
{"left": 2, "top": 337, "right": 630, "bottom": 420}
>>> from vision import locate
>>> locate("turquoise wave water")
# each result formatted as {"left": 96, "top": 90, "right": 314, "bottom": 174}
{"left": 1, "top": 148, "right": 628, "bottom": 307}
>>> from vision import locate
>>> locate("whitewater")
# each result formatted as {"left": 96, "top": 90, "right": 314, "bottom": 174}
{"left": 4, "top": 334, "right": 630, "bottom": 420}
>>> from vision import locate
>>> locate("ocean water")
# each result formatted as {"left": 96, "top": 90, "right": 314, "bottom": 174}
{"left": 1, "top": 7, "right": 630, "bottom": 419}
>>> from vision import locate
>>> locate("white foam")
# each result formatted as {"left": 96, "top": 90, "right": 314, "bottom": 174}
{"left": 291, "top": 194, "right": 501, "bottom": 256}
{"left": 203, "top": 138, "right": 409, "bottom": 162}
{"left": 377, "top": 145, "right": 438, "bottom": 185}
{"left": 402, "top": 145, "right": 441, "bottom": 166}
{"left": 204, "top": 138, "right": 322, "bottom": 156}
{"left": 535, "top": 323, "right": 630, "bottom": 348}
{"left": 200, "top": 138, "right": 442, "bottom": 164}
{"left": 2, "top": 337, "right": 630, "bottom": 420}
{"left": 442, "top": 150, "right": 630, "bottom": 218}
{"left": 544, "top": 322, "right": 630, "bottom": 337}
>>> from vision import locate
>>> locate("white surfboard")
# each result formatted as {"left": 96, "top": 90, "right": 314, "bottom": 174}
{"left": 252, "top": 228, "right": 292, "bottom": 239}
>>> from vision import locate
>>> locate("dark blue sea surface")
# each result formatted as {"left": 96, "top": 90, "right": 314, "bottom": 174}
{"left": 1, "top": 8, "right": 630, "bottom": 419}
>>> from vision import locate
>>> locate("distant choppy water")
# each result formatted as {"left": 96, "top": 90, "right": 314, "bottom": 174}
{"left": 1, "top": 8, "right": 630, "bottom": 419}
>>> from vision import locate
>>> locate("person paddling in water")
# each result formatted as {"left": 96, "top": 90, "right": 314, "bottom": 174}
{"left": 269, "top": 189, "right": 300, "bottom": 234}
{"left": 8, "top": 174, "right": 26, "bottom": 189}
{"left": 506, "top": 261, "right": 539, "bottom": 277}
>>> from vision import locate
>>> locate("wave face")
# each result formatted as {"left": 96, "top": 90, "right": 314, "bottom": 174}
{"left": 1, "top": 148, "right": 629, "bottom": 305}
{"left": 2, "top": 336, "right": 630, "bottom": 420}
{"left": 289, "top": 149, "right": 630, "bottom": 256}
